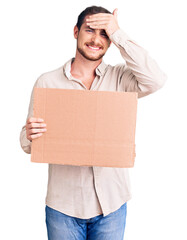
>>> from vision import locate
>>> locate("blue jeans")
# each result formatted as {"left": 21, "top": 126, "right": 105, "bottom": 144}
{"left": 45, "top": 202, "right": 127, "bottom": 240}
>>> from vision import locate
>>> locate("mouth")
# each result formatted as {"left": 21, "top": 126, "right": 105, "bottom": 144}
{"left": 86, "top": 44, "right": 102, "bottom": 51}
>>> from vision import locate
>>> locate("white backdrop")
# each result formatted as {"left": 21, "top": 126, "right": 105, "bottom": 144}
{"left": 0, "top": 0, "right": 186, "bottom": 239}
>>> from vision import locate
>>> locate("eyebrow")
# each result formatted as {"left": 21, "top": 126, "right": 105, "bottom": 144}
{"left": 84, "top": 26, "right": 106, "bottom": 33}
{"left": 85, "top": 26, "right": 94, "bottom": 30}
{"left": 101, "top": 30, "right": 107, "bottom": 35}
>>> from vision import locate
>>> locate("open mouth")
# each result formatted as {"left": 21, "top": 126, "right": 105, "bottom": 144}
{"left": 86, "top": 44, "right": 102, "bottom": 51}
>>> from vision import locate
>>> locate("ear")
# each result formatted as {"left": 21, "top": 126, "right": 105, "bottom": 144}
{"left": 74, "top": 25, "right": 79, "bottom": 39}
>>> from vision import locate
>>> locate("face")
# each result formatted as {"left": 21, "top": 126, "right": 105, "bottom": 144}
{"left": 74, "top": 17, "right": 111, "bottom": 61}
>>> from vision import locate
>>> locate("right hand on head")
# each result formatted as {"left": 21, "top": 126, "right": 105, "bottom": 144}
{"left": 26, "top": 117, "right": 47, "bottom": 142}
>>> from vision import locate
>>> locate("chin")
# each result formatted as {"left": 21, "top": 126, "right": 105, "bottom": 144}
{"left": 85, "top": 55, "right": 104, "bottom": 61}
{"left": 82, "top": 51, "right": 105, "bottom": 61}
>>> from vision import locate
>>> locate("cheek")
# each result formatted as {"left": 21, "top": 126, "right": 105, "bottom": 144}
{"left": 79, "top": 34, "right": 91, "bottom": 45}
{"left": 102, "top": 38, "right": 110, "bottom": 46}
{"left": 77, "top": 37, "right": 85, "bottom": 47}
{"left": 103, "top": 41, "right": 110, "bottom": 50}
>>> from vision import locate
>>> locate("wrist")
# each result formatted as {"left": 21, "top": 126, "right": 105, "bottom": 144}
{"left": 108, "top": 27, "right": 120, "bottom": 38}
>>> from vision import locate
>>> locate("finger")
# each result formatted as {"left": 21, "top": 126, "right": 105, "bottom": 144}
{"left": 113, "top": 8, "right": 118, "bottom": 18}
{"left": 27, "top": 117, "right": 44, "bottom": 124}
{"left": 86, "top": 19, "right": 110, "bottom": 26}
{"left": 87, "top": 13, "right": 111, "bottom": 19}
{"left": 29, "top": 128, "right": 47, "bottom": 134}
{"left": 30, "top": 133, "right": 43, "bottom": 140}
{"left": 88, "top": 24, "right": 108, "bottom": 30}
{"left": 28, "top": 122, "right": 47, "bottom": 129}
{"left": 86, "top": 16, "right": 110, "bottom": 22}
{"left": 86, "top": 20, "right": 109, "bottom": 27}
{"left": 86, "top": 15, "right": 112, "bottom": 23}
{"left": 87, "top": 21, "right": 109, "bottom": 28}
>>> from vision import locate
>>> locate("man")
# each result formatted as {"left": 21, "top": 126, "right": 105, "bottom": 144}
{"left": 20, "top": 5, "right": 167, "bottom": 240}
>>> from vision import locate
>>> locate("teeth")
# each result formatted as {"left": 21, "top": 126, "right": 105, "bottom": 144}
{"left": 88, "top": 45, "right": 100, "bottom": 50}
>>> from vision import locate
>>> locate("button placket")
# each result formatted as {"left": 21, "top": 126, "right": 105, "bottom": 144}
{"left": 92, "top": 167, "right": 106, "bottom": 214}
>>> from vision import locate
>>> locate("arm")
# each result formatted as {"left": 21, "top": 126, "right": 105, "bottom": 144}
{"left": 109, "top": 29, "right": 167, "bottom": 98}
{"left": 86, "top": 9, "right": 167, "bottom": 98}
{"left": 20, "top": 76, "right": 46, "bottom": 154}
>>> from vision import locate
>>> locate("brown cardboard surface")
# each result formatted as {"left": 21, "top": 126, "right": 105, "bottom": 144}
{"left": 31, "top": 88, "right": 138, "bottom": 168}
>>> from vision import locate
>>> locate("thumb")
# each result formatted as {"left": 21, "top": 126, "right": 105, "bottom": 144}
{"left": 113, "top": 8, "right": 118, "bottom": 18}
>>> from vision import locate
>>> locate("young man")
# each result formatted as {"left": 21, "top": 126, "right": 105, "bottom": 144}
{"left": 20, "top": 6, "right": 167, "bottom": 240}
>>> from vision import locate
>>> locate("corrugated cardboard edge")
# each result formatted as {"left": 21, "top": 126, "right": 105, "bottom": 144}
{"left": 31, "top": 87, "right": 46, "bottom": 163}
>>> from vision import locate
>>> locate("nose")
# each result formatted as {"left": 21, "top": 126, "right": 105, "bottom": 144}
{"left": 91, "top": 32, "right": 101, "bottom": 45}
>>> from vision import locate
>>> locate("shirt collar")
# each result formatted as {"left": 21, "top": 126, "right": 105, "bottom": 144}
{"left": 63, "top": 58, "right": 108, "bottom": 80}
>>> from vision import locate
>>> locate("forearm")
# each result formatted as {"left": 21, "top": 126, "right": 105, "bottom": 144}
{"left": 20, "top": 76, "right": 42, "bottom": 154}
{"left": 20, "top": 125, "right": 32, "bottom": 154}
{"left": 109, "top": 29, "right": 167, "bottom": 95}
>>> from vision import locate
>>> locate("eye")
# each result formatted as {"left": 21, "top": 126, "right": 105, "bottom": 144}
{"left": 101, "top": 31, "right": 108, "bottom": 38}
{"left": 101, "top": 33, "right": 108, "bottom": 38}
{"left": 86, "top": 29, "right": 93, "bottom": 33}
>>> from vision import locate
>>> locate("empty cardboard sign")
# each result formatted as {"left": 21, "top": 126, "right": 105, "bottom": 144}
{"left": 31, "top": 88, "right": 138, "bottom": 168}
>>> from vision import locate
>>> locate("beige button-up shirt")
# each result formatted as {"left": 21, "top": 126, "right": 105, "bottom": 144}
{"left": 20, "top": 29, "right": 167, "bottom": 218}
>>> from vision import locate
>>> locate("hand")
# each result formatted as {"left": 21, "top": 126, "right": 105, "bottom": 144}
{"left": 86, "top": 8, "right": 120, "bottom": 37}
{"left": 26, "top": 117, "right": 47, "bottom": 141}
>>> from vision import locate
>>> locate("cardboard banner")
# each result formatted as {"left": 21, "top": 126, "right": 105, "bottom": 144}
{"left": 31, "top": 88, "right": 138, "bottom": 168}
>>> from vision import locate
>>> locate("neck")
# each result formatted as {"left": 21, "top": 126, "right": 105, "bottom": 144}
{"left": 71, "top": 51, "right": 102, "bottom": 78}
